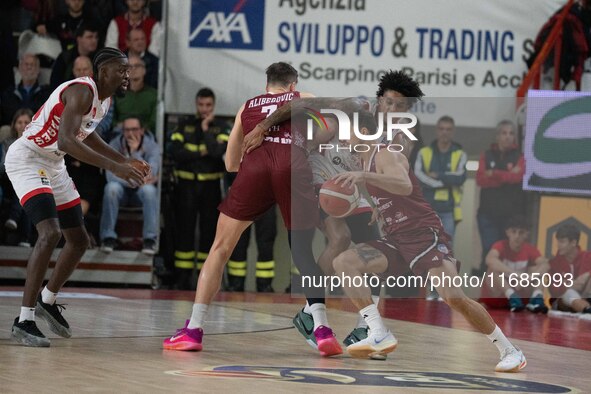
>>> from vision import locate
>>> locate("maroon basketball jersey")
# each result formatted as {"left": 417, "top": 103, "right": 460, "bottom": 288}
{"left": 365, "top": 147, "right": 443, "bottom": 235}
{"left": 241, "top": 91, "right": 301, "bottom": 145}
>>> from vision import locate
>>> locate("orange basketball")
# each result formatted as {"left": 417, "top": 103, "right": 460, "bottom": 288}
{"left": 319, "top": 178, "right": 360, "bottom": 218}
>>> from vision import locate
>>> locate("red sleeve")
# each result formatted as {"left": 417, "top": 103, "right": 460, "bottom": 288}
{"left": 476, "top": 152, "right": 502, "bottom": 188}
{"left": 491, "top": 240, "right": 506, "bottom": 255}
{"left": 494, "top": 155, "right": 525, "bottom": 184}
{"left": 525, "top": 243, "right": 542, "bottom": 262}
{"left": 577, "top": 252, "right": 591, "bottom": 276}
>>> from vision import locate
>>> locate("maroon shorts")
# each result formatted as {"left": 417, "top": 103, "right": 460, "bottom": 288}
{"left": 367, "top": 227, "right": 459, "bottom": 276}
{"left": 219, "top": 143, "right": 318, "bottom": 230}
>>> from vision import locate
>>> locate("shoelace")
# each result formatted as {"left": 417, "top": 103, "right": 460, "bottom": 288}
{"left": 50, "top": 303, "right": 67, "bottom": 313}
{"left": 22, "top": 320, "right": 45, "bottom": 336}
{"left": 500, "top": 346, "right": 517, "bottom": 360}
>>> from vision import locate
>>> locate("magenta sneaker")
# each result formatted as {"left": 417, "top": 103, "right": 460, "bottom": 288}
{"left": 314, "top": 325, "right": 343, "bottom": 357}
{"left": 163, "top": 320, "right": 203, "bottom": 351}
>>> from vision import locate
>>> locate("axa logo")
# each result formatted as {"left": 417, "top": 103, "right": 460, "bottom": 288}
{"left": 190, "top": 0, "right": 265, "bottom": 50}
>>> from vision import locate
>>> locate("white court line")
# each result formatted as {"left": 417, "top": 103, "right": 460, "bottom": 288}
{"left": 0, "top": 291, "right": 119, "bottom": 299}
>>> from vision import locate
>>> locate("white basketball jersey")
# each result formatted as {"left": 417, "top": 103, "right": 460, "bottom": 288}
{"left": 22, "top": 77, "right": 110, "bottom": 159}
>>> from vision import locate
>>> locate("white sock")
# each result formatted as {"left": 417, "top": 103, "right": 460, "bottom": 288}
{"left": 187, "top": 303, "right": 208, "bottom": 329}
{"left": 504, "top": 288, "right": 515, "bottom": 299}
{"left": 303, "top": 302, "right": 312, "bottom": 314}
{"left": 486, "top": 325, "right": 514, "bottom": 355}
{"left": 307, "top": 303, "right": 328, "bottom": 330}
{"left": 531, "top": 289, "right": 543, "bottom": 298}
{"left": 41, "top": 287, "right": 58, "bottom": 305}
{"left": 356, "top": 296, "right": 380, "bottom": 328}
{"left": 19, "top": 307, "right": 35, "bottom": 322}
{"left": 360, "top": 304, "right": 387, "bottom": 336}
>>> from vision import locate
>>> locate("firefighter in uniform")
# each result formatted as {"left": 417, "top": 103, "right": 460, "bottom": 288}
{"left": 168, "top": 88, "right": 229, "bottom": 289}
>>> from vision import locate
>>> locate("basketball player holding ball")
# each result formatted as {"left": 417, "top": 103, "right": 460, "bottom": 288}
{"left": 331, "top": 110, "right": 526, "bottom": 371}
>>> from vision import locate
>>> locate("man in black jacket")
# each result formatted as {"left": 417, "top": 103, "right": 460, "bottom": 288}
{"left": 168, "top": 88, "right": 229, "bottom": 289}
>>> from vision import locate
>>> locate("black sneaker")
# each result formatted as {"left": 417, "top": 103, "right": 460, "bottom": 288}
{"left": 141, "top": 239, "right": 157, "bottom": 256}
{"left": 11, "top": 317, "right": 50, "bottom": 347}
{"left": 101, "top": 237, "right": 117, "bottom": 253}
{"left": 36, "top": 294, "right": 71, "bottom": 338}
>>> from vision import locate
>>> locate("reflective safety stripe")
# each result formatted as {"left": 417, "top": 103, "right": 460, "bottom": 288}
{"left": 256, "top": 261, "right": 275, "bottom": 270}
{"left": 184, "top": 143, "right": 199, "bottom": 152}
{"left": 228, "top": 260, "right": 247, "bottom": 269}
{"left": 197, "top": 262, "right": 204, "bottom": 270}
{"left": 256, "top": 270, "right": 275, "bottom": 278}
{"left": 197, "top": 172, "right": 223, "bottom": 181}
{"left": 175, "top": 250, "right": 195, "bottom": 259}
{"left": 174, "top": 170, "right": 223, "bottom": 181}
{"left": 216, "top": 134, "right": 229, "bottom": 142}
{"left": 228, "top": 268, "right": 247, "bottom": 277}
{"left": 197, "top": 252, "right": 209, "bottom": 261}
{"left": 171, "top": 132, "right": 184, "bottom": 142}
{"left": 175, "top": 260, "right": 195, "bottom": 269}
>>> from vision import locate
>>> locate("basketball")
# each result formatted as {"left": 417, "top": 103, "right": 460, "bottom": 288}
{"left": 319, "top": 178, "right": 360, "bottom": 218}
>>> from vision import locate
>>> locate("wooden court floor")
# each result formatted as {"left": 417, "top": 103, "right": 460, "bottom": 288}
{"left": 0, "top": 288, "right": 589, "bottom": 393}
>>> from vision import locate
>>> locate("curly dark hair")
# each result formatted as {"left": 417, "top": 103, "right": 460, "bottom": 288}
{"left": 376, "top": 70, "right": 424, "bottom": 106}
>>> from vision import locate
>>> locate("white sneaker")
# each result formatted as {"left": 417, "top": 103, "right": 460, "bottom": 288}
{"left": 346, "top": 329, "right": 397, "bottom": 359}
{"left": 495, "top": 346, "right": 527, "bottom": 372}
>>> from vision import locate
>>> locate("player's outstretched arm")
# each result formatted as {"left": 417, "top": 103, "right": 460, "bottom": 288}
{"left": 83, "top": 131, "right": 126, "bottom": 164}
{"left": 242, "top": 92, "right": 317, "bottom": 154}
{"left": 57, "top": 84, "right": 145, "bottom": 186}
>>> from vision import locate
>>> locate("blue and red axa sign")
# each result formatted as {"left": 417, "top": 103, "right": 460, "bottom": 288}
{"left": 190, "top": 0, "right": 265, "bottom": 50}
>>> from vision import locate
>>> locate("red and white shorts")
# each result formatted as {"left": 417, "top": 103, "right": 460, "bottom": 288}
{"left": 4, "top": 139, "right": 80, "bottom": 209}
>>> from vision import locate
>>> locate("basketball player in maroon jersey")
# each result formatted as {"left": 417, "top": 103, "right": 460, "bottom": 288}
{"left": 163, "top": 62, "right": 342, "bottom": 357}
{"left": 6, "top": 47, "right": 148, "bottom": 347}
{"left": 330, "top": 111, "right": 526, "bottom": 371}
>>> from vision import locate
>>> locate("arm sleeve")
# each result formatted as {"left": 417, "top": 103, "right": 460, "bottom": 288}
{"left": 476, "top": 152, "right": 496, "bottom": 187}
{"left": 439, "top": 150, "right": 467, "bottom": 186}
{"left": 168, "top": 125, "right": 201, "bottom": 163}
{"left": 414, "top": 149, "right": 444, "bottom": 188}
{"left": 494, "top": 155, "right": 525, "bottom": 184}
{"left": 105, "top": 20, "right": 119, "bottom": 49}
{"left": 148, "top": 22, "right": 163, "bottom": 56}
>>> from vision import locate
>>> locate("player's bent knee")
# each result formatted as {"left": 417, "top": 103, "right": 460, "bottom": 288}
{"left": 37, "top": 225, "right": 62, "bottom": 248}
{"left": 333, "top": 249, "right": 357, "bottom": 274}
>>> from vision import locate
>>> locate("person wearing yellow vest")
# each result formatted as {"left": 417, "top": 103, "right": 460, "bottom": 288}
{"left": 414, "top": 115, "right": 467, "bottom": 240}
{"left": 168, "top": 88, "right": 230, "bottom": 290}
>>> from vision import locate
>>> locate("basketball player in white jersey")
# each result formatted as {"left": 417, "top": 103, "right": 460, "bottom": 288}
{"left": 6, "top": 47, "right": 149, "bottom": 347}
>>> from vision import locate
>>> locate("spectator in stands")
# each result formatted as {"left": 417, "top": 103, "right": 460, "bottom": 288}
{"left": 40, "top": 0, "right": 100, "bottom": 51}
{"left": 549, "top": 224, "right": 591, "bottom": 314}
{"left": 168, "top": 88, "right": 229, "bottom": 289}
{"left": 480, "top": 215, "right": 549, "bottom": 313}
{"left": 50, "top": 22, "right": 99, "bottom": 88}
{"left": 100, "top": 116, "right": 160, "bottom": 255}
{"left": 125, "top": 28, "right": 158, "bottom": 89}
{"left": 414, "top": 115, "right": 467, "bottom": 239}
{"left": 475, "top": 120, "right": 525, "bottom": 275}
{"left": 0, "top": 53, "right": 50, "bottom": 126}
{"left": 0, "top": 1, "right": 18, "bottom": 92}
{"left": 72, "top": 55, "right": 93, "bottom": 77}
{"left": 106, "top": 0, "right": 162, "bottom": 56}
{"left": 110, "top": 55, "right": 157, "bottom": 133}
{"left": 0, "top": 108, "right": 34, "bottom": 246}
